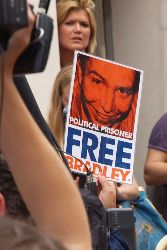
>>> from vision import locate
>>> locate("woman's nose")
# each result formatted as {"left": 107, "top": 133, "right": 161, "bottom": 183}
{"left": 74, "top": 23, "right": 81, "bottom": 32}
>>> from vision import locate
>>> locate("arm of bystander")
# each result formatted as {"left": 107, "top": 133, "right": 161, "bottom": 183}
{"left": 1, "top": 6, "right": 92, "bottom": 250}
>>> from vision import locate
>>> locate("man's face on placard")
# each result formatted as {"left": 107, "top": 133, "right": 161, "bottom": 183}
{"left": 81, "top": 58, "right": 136, "bottom": 127}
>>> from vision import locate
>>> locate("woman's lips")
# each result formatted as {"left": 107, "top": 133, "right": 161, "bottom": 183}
{"left": 72, "top": 37, "right": 82, "bottom": 41}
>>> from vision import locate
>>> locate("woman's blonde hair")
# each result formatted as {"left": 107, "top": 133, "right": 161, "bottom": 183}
{"left": 57, "top": 0, "right": 97, "bottom": 54}
{"left": 48, "top": 65, "right": 73, "bottom": 148}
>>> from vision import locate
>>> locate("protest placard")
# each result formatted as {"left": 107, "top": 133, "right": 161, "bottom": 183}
{"left": 64, "top": 51, "right": 143, "bottom": 184}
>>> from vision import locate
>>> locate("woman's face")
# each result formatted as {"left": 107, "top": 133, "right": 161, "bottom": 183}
{"left": 61, "top": 83, "right": 71, "bottom": 107}
{"left": 58, "top": 9, "right": 91, "bottom": 53}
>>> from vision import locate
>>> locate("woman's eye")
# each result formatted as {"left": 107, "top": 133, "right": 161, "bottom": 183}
{"left": 65, "top": 21, "right": 74, "bottom": 25}
{"left": 80, "top": 22, "right": 89, "bottom": 28}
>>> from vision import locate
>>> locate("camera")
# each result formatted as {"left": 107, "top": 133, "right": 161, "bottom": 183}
{"left": 0, "top": 0, "right": 53, "bottom": 75}
{"left": 106, "top": 207, "right": 136, "bottom": 250}
{"left": 0, "top": 1, "right": 28, "bottom": 32}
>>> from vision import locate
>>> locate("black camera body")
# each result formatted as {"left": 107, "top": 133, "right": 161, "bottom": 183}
{"left": 0, "top": 0, "right": 53, "bottom": 75}
{"left": 14, "top": 13, "right": 53, "bottom": 75}
{"left": 106, "top": 208, "right": 136, "bottom": 250}
{"left": 0, "top": 0, "right": 28, "bottom": 32}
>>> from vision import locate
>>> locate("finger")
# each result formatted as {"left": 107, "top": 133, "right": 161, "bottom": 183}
{"left": 97, "top": 173, "right": 106, "bottom": 183}
{"left": 27, "top": 5, "right": 36, "bottom": 33}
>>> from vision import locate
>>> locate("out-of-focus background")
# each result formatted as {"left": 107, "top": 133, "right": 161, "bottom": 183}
{"left": 27, "top": 0, "right": 167, "bottom": 188}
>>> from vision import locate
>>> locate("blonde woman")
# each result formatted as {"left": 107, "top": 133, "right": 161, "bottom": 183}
{"left": 48, "top": 65, "right": 72, "bottom": 148}
{"left": 57, "top": 0, "right": 97, "bottom": 66}
{"left": 48, "top": 0, "right": 97, "bottom": 145}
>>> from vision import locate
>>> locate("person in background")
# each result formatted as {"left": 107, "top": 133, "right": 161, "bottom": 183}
{"left": 48, "top": 0, "right": 97, "bottom": 146}
{"left": 48, "top": 65, "right": 73, "bottom": 148}
{"left": 56, "top": 0, "right": 97, "bottom": 67}
{"left": 144, "top": 113, "right": 167, "bottom": 221}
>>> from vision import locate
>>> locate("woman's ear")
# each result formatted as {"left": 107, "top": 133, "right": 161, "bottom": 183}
{"left": 0, "top": 193, "right": 6, "bottom": 216}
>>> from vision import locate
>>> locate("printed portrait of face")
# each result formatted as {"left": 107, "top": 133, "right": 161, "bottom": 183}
{"left": 70, "top": 54, "right": 140, "bottom": 134}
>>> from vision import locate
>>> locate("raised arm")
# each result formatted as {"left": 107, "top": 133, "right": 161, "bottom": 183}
{"left": 1, "top": 7, "right": 91, "bottom": 250}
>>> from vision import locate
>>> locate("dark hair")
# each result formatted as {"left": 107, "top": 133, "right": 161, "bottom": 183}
{"left": 78, "top": 53, "right": 141, "bottom": 92}
{"left": 0, "top": 216, "right": 67, "bottom": 250}
{"left": 133, "top": 70, "right": 140, "bottom": 93}
{"left": 77, "top": 53, "right": 89, "bottom": 74}
{"left": 0, "top": 156, "right": 30, "bottom": 219}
